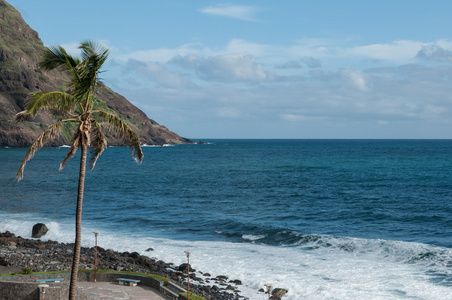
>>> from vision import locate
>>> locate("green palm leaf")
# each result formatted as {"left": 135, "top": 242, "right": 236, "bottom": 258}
{"left": 19, "top": 91, "right": 77, "bottom": 118}
{"left": 39, "top": 45, "right": 80, "bottom": 72}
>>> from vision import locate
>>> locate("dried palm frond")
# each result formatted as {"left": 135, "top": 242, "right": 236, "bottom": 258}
{"left": 14, "top": 110, "right": 32, "bottom": 122}
{"left": 59, "top": 125, "right": 82, "bottom": 171}
{"left": 16, "top": 121, "right": 64, "bottom": 181}
{"left": 94, "top": 110, "right": 143, "bottom": 163}
{"left": 88, "top": 119, "right": 107, "bottom": 169}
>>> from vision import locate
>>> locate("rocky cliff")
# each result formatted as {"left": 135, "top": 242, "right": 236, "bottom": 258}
{"left": 0, "top": 0, "right": 192, "bottom": 147}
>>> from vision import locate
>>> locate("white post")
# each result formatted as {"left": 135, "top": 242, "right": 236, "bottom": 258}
{"left": 265, "top": 283, "right": 273, "bottom": 300}
{"left": 38, "top": 284, "right": 49, "bottom": 300}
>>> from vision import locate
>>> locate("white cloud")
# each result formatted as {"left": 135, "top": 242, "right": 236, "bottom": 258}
{"left": 224, "top": 39, "right": 269, "bottom": 56}
{"left": 199, "top": 4, "right": 261, "bottom": 21}
{"left": 114, "top": 43, "right": 213, "bottom": 63}
{"left": 416, "top": 44, "right": 452, "bottom": 62}
{"left": 170, "top": 54, "right": 202, "bottom": 69}
{"left": 340, "top": 67, "right": 369, "bottom": 91}
{"left": 110, "top": 58, "right": 452, "bottom": 138}
{"left": 124, "top": 59, "right": 194, "bottom": 88}
{"left": 280, "top": 114, "right": 326, "bottom": 121}
{"left": 170, "top": 53, "right": 275, "bottom": 82}
{"left": 277, "top": 57, "right": 321, "bottom": 69}
{"left": 193, "top": 53, "right": 275, "bottom": 82}
{"left": 351, "top": 40, "right": 424, "bottom": 62}
{"left": 104, "top": 36, "right": 452, "bottom": 138}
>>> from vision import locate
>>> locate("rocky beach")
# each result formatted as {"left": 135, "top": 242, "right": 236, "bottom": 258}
{"left": 0, "top": 231, "right": 254, "bottom": 300}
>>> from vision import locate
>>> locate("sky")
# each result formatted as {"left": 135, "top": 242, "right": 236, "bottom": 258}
{"left": 7, "top": 0, "right": 452, "bottom": 139}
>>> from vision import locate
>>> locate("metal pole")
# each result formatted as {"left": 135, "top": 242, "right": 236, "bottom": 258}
{"left": 93, "top": 231, "right": 99, "bottom": 283}
{"left": 184, "top": 251, "right": 191, "bottom": 300}
{"left": 187, "top": 255, "right": 190, "bottom": 300}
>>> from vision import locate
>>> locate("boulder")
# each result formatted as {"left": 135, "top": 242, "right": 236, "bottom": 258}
{"left": 178, "top": 263, "right": 193, "bottom": 272}
{"left": 216, "top": 275, "right": 228, "bottom": 281}
{"left": 271, "top": 288, "right": 288, "bottom": 300}
{"left": 138, "top": 255, "right": 154, "bottom": 268}
{"left": 230, "top": 279, "right": 242, "bottom": 285}
{"left": 32, "top": 223, "right": 48, "bottom": 238}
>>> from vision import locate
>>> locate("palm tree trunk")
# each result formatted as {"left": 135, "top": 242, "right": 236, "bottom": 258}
{"left": 69, "top": 138, "right": 88, "bottom": 300}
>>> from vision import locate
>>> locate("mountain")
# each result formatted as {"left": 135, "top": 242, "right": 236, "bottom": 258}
{"left": 0, "top": 0, "right": 192, "bottom": 147}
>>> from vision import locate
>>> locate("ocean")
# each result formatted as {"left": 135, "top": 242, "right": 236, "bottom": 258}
{"left": 1, "top": 139, "right": 452, "bottom": 299}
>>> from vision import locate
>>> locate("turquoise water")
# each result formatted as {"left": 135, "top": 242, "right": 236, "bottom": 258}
{"left": 2, "top": 139, "right": 452, "bottom": 299}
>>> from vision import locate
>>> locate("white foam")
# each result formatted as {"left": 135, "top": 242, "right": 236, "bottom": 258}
{"left": 141, "top": 144, "right": 174, "bottom": 147}
{"left": 242, "top": 234, "right": 266, "bottom": 241}
{"left": 1, "top": 212, "right": 452, "bottom": 299}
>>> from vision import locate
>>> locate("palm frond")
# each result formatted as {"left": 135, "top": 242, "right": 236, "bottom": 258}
{"left": 16, "top": 121, "right": 64, "bottom": 181}
{"left": 14, "top": 110, "right": 32, "bottom": 122}
{"left": 73, "top": 41, "right": 109, "bottom": 104}
{"left": 88, "top": 119, "right": 107, "bottom": 169}
{"left": 39, "top": 45, "right": 80, "bottom": 72}
{"left": 95, "top": 111, "right": 143, "bottom": 163}
{"left": 24, "top": 91, "right": 77, "bottom": 117}
{"left": 59, "top": 127, "right": 82, "bottom": 171}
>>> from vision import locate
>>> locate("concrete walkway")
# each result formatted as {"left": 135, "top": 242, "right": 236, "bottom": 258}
{"left": 77, "top": 281, "right": 166, "bottom": 300}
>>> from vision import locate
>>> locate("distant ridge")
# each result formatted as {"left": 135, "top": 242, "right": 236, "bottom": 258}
{"left": 0, "top": 0, "right": 193, "bottom": 147}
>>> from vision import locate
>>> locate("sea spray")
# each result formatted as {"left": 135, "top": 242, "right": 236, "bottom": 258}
{"left": 2, "top": 212, "right": 452, "bottom": 299}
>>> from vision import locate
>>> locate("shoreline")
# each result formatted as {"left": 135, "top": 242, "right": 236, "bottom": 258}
{"left": 0, "top": 231, "right": 247, "bottom": 299}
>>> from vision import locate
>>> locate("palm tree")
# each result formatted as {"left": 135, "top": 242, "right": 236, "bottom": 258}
{"left": 15, "top": 41, "right": 144, "bottom": 300}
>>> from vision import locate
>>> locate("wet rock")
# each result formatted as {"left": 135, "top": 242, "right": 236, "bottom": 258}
{"left": 138, "top": 255, "right": 154, "bottom": 267}
{"left": 178, "top": 263, "right": 193, "bottom": 272}
{"left": 32, "top": 223, "right": 48, "bottom": 238}
{"left": 216, "top": 275, "right": 228, "bottom": 281}
{"left": 272, "top": 288, "right": 288, "bottom": 300}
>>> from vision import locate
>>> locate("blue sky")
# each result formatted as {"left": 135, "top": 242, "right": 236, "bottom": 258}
{"left": 7, "top": 0, "right": 452, "bottom": 139}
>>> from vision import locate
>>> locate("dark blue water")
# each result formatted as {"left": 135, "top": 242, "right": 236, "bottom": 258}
{"left": 2, "top": 139, "right": 452, "bottom": 299}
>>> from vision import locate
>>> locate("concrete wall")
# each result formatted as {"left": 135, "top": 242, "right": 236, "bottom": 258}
{"left": 0, "top": 280, "right": 66, "bottom": 300}
{"left": 0, "top": 273, "right": 163, "bottom": 300}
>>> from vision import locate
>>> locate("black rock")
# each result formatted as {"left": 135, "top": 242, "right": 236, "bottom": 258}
{"left": 178, "top": 263, "right": 191, "bottom": 272}
{"left": 32, "top": 223, "right": 48, "bottom": 238}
